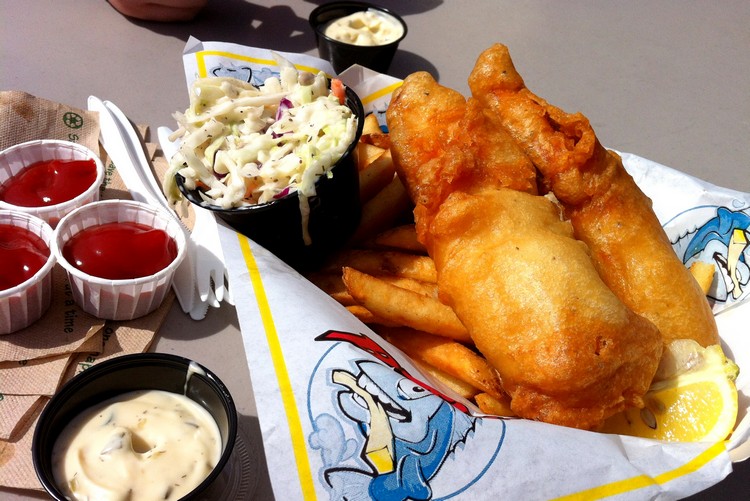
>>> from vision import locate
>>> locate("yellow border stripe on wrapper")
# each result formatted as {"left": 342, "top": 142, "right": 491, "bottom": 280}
{"left": 237, "top": 234, "right": 317, "bottom": 500}
{"left": 359, "top": 81, "right": 403, "bottom": 107}
{"left": 194, "top": 50, "right": 328, "bottom": 79}
{"left": 553, "top": 441, "right": 727, "bottom": 500}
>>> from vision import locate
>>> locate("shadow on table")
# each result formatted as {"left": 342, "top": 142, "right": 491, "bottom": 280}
{"left": 157, "top": 302, "right": 239, "bottom": 342}
{"left": 304, "top": 0, "right": 444, "bottom": 17}
{"left": 234, "top": 412, "right": 275, "bottom": 500}
{"left": 127, "top": 0, "right": 440, "bottom": 80}
{"left": 685, "top": 455, "right": 750, "bottom": 500}
{"left": 127, "top": 0, "right": 316, "bottom": 54}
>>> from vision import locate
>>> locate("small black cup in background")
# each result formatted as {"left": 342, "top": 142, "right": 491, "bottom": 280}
{"left": 309, "top": 1, "right": 408, "bottom": 74}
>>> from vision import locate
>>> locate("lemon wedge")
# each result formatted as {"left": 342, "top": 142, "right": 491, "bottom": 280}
{"left": 602, "top": 340, "right": 739, "bottom": 442}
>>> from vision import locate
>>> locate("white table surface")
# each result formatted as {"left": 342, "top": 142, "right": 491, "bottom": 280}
{"left": 2, "top": 1, "right": 748, "bottom": 499}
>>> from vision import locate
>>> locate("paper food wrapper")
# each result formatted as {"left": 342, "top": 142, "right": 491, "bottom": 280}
{"left": 0, "top": 91, "right": 172, "bottom": 491}
{"left": 181, "top": 39, "right": 750, "bottom": 499}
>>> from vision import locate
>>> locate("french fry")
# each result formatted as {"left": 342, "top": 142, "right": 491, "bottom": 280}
{"left": 410, "top": 358, "right": 479, "bottom": 400}
{"left": 372, "top": 224, "right": 426, "bottom": 254}
{"left": 356, "top": 114, "right": 387, "bottom": 170}
{"left": 380, "top": 326, "right": 504, "bottom": 400}
{"left": 350, "top": 175, "right": 412, "bottom": 244}
{"left": 475, "top": 392, "right": 516, "bottom": 417}
{"left": 381, "top": 275, "right": 439, "bottom": 298}
{"left": 362, "top": 132, "right": 391, "bottom": 150}
{"left": 359, "top": 149, "right": 397, "bottom": 203}
{"left": 345, "top": 305, "right": 399, "bottom": 326}
{"left": 307, "top": 272, "right": 437, "bottom": 305}
{"left": 306, "top": 272, "right": 356, "bottom": 305}
{"left": 356, "top": 142, "right": 386, "bottom": 171}
{"left": 342, "top": 267, "right": 470, "bottom": 342}
{"left": 327, "top": 249, "right": 437, "bottom": 283}
{"left": 362, "top": 113, "right": 382, "bottom": 135}
{"left": 689, "top": 261, "right": 715, "bottom": 295}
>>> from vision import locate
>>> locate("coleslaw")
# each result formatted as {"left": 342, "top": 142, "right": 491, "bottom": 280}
{"left": 163, "top": 60, "right": 359, "bottom": 235}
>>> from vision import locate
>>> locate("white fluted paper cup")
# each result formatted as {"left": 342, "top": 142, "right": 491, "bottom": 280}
{"left": 0, "top": 139, "right": 105, "bottom": 227}
{"left": 0, "top": 210, "right": 56, "bottom": 335}
{"left": 53, "top": 200, "right": 187, "bottom": 321}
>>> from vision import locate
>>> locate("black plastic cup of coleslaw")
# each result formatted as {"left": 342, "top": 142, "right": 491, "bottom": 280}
{"left": 309, "top": 1, "right": 407, "bottom": 74}
{"left": 176, "top": 85, "right": 365, "bottom": 271}
{"left": 32, "top": 353, "right": 238, "bottom": 500}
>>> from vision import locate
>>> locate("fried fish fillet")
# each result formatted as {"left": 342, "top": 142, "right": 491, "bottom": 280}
{"left": 387, "top": 72, "right": 662, "bottom": 429}
{"left": 386, "top": 72, "right": 538, "bottom": 249}
{"left": 468, "top": 44, "right": 719, "bottom": 347}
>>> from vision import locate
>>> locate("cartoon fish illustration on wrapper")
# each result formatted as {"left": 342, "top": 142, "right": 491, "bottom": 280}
{"left": 671, "top": 206, "right": 750, "bottom": 309}
{"left": 308, "top": 331, "right": 505, "bottom": 501}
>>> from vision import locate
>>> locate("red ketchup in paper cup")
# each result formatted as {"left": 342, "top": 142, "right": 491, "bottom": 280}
{"left": 0, "top": 140, "right": 105, "bottom": 227}
{"left": 0, "top": 210, "right": 56, "bottom": 334}
{"left": 52, "top": 200, "right": 186, "bottom": 321}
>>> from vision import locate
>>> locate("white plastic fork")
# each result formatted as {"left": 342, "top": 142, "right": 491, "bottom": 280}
{"left": 157, "top": 126, "right": 233, "bottom": 307}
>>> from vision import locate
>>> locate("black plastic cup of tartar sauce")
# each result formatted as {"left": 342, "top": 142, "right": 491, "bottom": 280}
{"left": 32, "top": 353, "right": 238, "bottom": 500}
{"left": 309, "top": 1, "right": 408, "bottom": 74}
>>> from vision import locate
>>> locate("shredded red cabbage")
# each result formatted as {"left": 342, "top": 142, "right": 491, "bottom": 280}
{"left": 272, "top": 98, "right": 295, "bottom": 139}
{"left": 275, "top": 97, "right": 293, "bottom": 121}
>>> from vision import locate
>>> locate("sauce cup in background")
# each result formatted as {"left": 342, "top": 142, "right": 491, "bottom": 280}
{"left": 175, "top": 85, "right": 365, "bottom": 272}
{"left": 0, "top": 210, "right": 56, "bottom": 334}
{"left": 32, "top": 353, "right": 238, "bottom": 501}
{"left": 309, "top": 1, "right": 408, "bottom": 74}
{"left": 52, "top": 199, "right": 186, "bottom": 321}
{"left": 0, "top": 139, "right": 105, "bottom": 228}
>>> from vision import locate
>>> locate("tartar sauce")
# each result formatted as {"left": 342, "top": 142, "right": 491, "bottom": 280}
{"left": 51, "top": 389, "right": 222, "bottom": 501}
{"left": 323, "top": 9, "right": 404, "bottom": 46}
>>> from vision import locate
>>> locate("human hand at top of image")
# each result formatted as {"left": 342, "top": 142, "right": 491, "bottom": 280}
{"left": 108, "top": 0, "right": 208, "bottom": 22}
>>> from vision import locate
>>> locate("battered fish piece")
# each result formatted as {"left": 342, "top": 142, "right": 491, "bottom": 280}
{"left": 469, "top": 44, "right": 719, "bottom": 347}
{"left": 388, "top": 71, "right": 538, "bottom": 248}
{"left": 432, "top": 188, "right": 662, "bottom": 429}
{"left": 387, "top": 73, "right": 663, "bottom": 429}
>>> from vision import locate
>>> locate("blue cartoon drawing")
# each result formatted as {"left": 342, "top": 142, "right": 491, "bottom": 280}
{"left": 329, "top": 361, "right": 475, "bottom": 500}
{"left": 210, "top": 62, "right": 253, "bottom": 83}
{"left": 370, "top": 103, "right": 390, "bottom": 132}
{"left": 308, "top": 331, "right": 494, "bottom": 501}
{"left": 208, "top": 62, "right": 279, "bottom": 87}
{"left": 249, "top": 66, "right": 279, "bottom": 87}
{"left": 677, "top": 207, "right": 750, "bottom": 304}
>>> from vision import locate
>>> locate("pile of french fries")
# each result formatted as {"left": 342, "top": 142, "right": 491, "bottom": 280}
{"left": 307, "top": 114, "right": 514, "bottom": 417}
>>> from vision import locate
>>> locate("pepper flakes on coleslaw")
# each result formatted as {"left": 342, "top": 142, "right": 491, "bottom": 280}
{"left": 163, "top": 63, "right": 359, "bottom": 223}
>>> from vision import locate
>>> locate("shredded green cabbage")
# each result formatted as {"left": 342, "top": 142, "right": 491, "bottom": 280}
{"left": 163, "top": 66, "right": 358, "bottom": 222}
